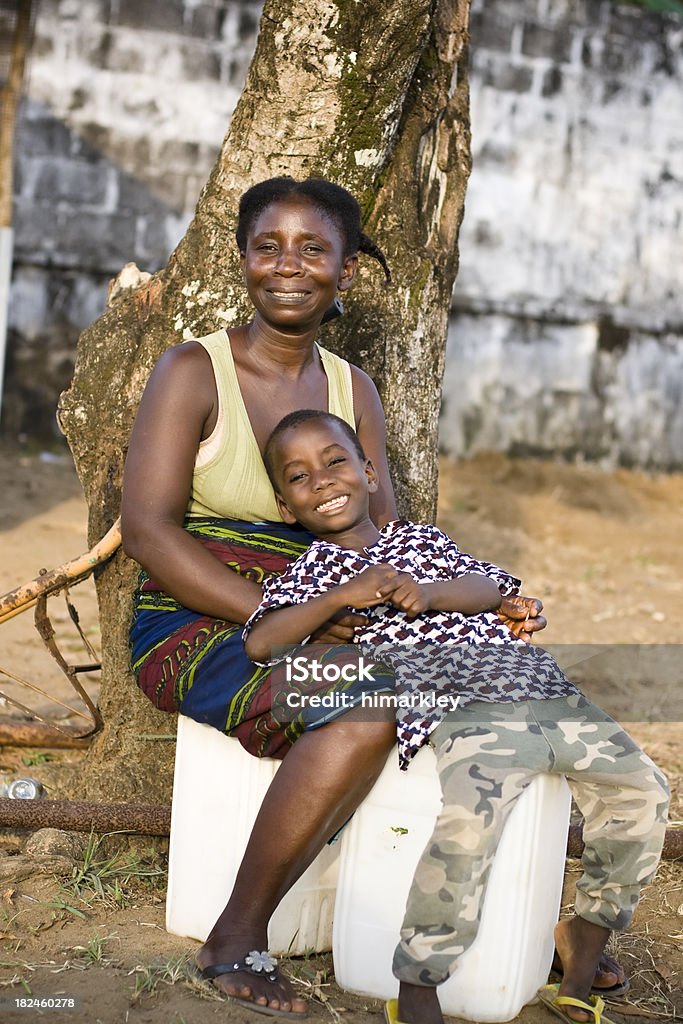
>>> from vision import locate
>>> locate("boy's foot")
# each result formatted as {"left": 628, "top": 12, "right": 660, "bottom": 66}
{"left": 551, "top": 948, "right": 628, "bottom": 996}
{"left": 552, "top": 918, "right": 612, "bottom": 1022}
{"left": 396, "top": 982, "right": 444, "bottom": 1024}
{"left": 196, "top": 933, "right": 307, "bottom": 1017}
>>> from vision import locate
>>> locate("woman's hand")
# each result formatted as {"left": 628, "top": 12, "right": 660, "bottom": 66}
{"left": 497, "top": 595, "right": 546, "bottom": 642}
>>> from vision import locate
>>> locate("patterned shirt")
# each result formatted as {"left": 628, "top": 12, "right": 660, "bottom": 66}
{"left": 244, "top": 521, "right": 578, "bottom": 768}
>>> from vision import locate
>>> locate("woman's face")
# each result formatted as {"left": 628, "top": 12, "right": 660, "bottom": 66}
{"left": 241, "top": 197, "right": 357, "bottom": 330}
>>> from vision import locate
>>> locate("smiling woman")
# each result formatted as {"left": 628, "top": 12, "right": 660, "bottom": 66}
{"left": 244, "top": 204, "right": 354, "bottom": 323}
{"left": 119, "top": 177, "right": 400, "bottom": 1018}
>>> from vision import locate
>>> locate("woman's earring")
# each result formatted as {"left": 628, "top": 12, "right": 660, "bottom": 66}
{"left": 321, "top": 297, "right": 345, "bottom": 324}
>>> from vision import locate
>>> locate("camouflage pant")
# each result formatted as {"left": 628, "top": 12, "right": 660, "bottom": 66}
{"left": 392, "top": 695, "right": 670, "bottom": 987}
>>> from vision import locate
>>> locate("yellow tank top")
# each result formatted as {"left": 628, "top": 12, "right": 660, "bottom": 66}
{"left": 187, "top": 329, "right": 355, "bottom": 522}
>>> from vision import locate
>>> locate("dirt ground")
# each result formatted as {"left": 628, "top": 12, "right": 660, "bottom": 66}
{"left": 0, "top": 444, "right": 681, "bottom": 1024}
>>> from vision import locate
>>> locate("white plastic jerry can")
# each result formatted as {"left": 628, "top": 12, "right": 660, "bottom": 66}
{"left": 332, "top": 745, "right": 571, "bottom": 1023}
{"left": 166, "top": 716, "right": 340, "bottom": 955}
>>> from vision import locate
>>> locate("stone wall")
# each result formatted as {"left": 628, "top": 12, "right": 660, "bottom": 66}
{"left": 4, "top": 0, "right": 261, "bottom": 437}
{"left": 441, "top": 0, "right": 683, "bottom": 468}
{"left": 3, "top": 0, "right": 683, "bottom": 468}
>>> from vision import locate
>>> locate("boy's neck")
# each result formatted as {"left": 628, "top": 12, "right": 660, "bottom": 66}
{"left": 314, "top": 514, "right": 381, "bottom": 552}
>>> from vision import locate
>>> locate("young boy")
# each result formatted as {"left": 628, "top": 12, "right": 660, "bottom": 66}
{"left": 243, "top": 410, "right": 669, "bottom": 1024}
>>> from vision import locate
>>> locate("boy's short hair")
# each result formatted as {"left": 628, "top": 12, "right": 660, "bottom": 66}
{"left": 264, "top": 410, "right": 366, "bottom": 487}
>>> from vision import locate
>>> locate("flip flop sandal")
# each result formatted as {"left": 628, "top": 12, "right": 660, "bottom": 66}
{"left": 198, "top": 950, "right": 308, "bottom": 1019}
{"left": 538, "top": 983, "right": 616, "bottom": 1024}
{"left": 550, "top": 959, "right": 630, "bottom": 999}
{"left": 384, "top": 999, "right": 409, "bottom": 1024}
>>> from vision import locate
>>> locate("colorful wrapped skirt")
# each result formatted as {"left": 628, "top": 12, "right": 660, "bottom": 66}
{"left": 130, "top": 517, "right": 393, "bottom": 759}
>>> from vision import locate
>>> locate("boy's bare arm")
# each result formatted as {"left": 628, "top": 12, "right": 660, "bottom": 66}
{"left": 424, "top": 574, "right": 503, "bottom": 613}
{"left": 388, "top": 575, "right": 545, "bottom": 642}
{"left": 244, "top": 565, "right": 400, "bottom": 663}
{"left": 245, "top": 590, "right": 348, "bottom": 663}
{"left": 387, "top": 572, "right": 503, "bottom": 618}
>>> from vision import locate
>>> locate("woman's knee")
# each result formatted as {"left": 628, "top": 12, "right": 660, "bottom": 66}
{"left": 323, "top": 709, "right": 396, "bottom": 760}
{"left": 363, "top": 716, "right": 397, "bottom": 756}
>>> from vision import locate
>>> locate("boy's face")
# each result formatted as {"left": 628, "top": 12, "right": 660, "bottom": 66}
{"left": 272, "top": 420, "right": 378, "bottom": 534}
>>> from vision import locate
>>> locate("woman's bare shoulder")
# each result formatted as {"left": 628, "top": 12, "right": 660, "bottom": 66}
{"left": 154, "top": 339, "right": 212, "bottom": 372}
{"left": 145, "top": 340, "right": 214, "bottom": 396}
{"left": 348, "top": 363, "right": 384, "bottom": 418}
{"left": 130, "top": 341, "right": 219, "bottom": 446}
{"left": 348, "top": 362, "right": 377, "bottom": 389}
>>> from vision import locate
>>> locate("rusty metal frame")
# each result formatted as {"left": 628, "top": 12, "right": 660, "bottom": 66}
{"left": 0, "top": 518, "right": 121, "bottom": 740}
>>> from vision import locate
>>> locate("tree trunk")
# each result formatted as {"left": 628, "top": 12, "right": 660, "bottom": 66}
{"left": 57, "top": 0, "right": 472, "bottom": 802}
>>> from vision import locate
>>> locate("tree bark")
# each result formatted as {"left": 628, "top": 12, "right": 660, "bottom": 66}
{"left": 57, "top": 0, "right": 471, "bottom": 802}
{"left": 0, "top": 0, "right": 33, "bottom": 227}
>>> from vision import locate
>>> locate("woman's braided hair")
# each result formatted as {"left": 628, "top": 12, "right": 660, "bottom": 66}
{"left": 236, "top": 177, "right": 391, "bottom": 285}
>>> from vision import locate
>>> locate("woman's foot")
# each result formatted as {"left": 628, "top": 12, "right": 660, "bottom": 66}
{"left": 196, "top": 932, "right": 307, "bottom": 1016}
{"left": 194, "top": 718, "right": 394, "bottom": 1016}
{"left": 396, "top": 982, "right": 444, "bottom": 1024}
{"left": 552, "top": 918, "right": 611, "bottom": 1022}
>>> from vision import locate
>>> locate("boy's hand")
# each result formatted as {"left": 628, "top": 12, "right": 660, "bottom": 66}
{"left": 338, "top": 564, "right": 402, "bottom": 609}
{"left": 383, "top": 575, "right": 431, "bottom": 617}
{"left": 342, "top": 566, "right": 429, "bottom": 618}
{"left": 497, "top": 595, "right": 546, "bottom": 642}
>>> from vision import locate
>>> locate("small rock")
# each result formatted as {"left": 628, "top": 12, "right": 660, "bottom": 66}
{"left": 24, "top": 828, "right": 84, "bottom": 861}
